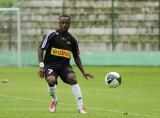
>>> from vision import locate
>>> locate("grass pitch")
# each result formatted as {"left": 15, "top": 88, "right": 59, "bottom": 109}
{"left": 0, "top": 66, "right": 160, "bottom": 118}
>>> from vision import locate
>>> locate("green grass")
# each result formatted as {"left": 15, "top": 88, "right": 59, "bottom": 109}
{"left": 0, "top": 66, "right": 160, "bottom": 118}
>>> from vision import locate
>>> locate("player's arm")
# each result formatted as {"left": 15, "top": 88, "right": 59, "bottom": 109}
{"left": 38, "top": 47, "right": 45, "bottom": 78}
{"left": 71, "top": 36, "right": 94, "bottom": 79}
{"left": 38, "top": 30, "right": 56, "bottom": 78}
{"left": 74, "top": 54, "right": 94, "bottom": 80}
{"left": 38, "top": 47, "right": 44, "bottom": 64}
{"left": 38, "top": 34, "right": 47, "bottom": 79}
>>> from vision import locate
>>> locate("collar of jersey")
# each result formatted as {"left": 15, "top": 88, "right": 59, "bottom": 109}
{"left": 56, "top": 29, "right": 69, "bottom": 37}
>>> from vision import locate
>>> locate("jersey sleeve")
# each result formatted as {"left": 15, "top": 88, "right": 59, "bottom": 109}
{"left": 39, "top": 30, "right": 56, "bottom": 50}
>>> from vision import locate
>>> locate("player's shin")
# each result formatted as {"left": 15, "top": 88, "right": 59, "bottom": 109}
{"left": 71, "top": 84, "right": 83, "bottom": 109}
{"left": 48, "top": 85, "right": 58, "bottom": 101}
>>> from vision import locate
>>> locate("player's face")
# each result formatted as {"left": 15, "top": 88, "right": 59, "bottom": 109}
{"left": 59, "top": 17, "right": 71, "bottom": 31}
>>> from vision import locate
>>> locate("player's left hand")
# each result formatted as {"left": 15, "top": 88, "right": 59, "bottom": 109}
{"left": 83, "top": 73, "right": 94, "bottom": 79}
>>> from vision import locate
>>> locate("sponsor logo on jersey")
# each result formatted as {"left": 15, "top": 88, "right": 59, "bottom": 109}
{"left": 67, "top": 41, "right": 71, "bottom": 45}
{"left": 51, "top": 48, "right": 71, "bottom": 58}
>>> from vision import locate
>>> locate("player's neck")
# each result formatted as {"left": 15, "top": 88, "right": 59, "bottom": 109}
{"left": 59, "top": 29, "right": 68, "bottom": 36}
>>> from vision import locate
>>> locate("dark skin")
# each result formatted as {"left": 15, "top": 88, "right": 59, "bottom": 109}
{"left": 38, "top": 17, "right": 94, "bottom": 85}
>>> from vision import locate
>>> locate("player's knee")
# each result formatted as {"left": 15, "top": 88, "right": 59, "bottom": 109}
{"left": 46, "top": 76, "right": 57, "bottom": 86}
{"left": 67, "top": 72, "right": 76, "bottom": 79}
{"left": 66, "top": 73, "right": 77, "bottom": 85}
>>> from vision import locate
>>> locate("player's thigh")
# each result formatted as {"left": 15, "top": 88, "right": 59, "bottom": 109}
{"left": 45, "top": 67, "right": 58, "bottom": 84}
{"left": 59, "top": 66, "right": 77, "bottom": 84}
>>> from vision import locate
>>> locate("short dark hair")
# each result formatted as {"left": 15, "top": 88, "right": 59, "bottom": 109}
{"left": 59, "top": 15, "right": 70, "bottom": 21}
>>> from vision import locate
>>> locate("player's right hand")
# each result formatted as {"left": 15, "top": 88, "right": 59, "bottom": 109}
{"left": 38, "top": 67, "right": 45, "bottom": 78}
{"left": 83, "top": 72, "right": 94, "bottom": 80}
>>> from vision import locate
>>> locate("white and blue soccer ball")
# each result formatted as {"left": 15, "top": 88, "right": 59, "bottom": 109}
{"left": 105, "top": 72, "right": 121, "bottom": 88}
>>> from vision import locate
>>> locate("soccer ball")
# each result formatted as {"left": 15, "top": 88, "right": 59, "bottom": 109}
{"left": 105, "top": 72, "right": 121, "bottom": 88}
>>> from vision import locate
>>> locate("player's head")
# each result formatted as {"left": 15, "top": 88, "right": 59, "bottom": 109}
{"left": 59, "top": 15, "right": 71, "bottom": 31}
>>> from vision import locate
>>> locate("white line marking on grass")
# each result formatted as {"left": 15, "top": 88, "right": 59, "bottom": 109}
{"left": 0, "top": 94, "right": 159, "bottom": 118}
{"left": 0, "top": 94, "right": 48, "bottom": 103}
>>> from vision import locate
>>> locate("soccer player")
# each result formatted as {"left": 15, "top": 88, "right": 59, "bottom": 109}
{"left": 38, "top": 15, "right": 94, "bottom": 114}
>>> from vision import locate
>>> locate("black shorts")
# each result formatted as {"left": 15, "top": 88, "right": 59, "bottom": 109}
{"left": 44, "top": 63, "right": 75, "bottom": 84}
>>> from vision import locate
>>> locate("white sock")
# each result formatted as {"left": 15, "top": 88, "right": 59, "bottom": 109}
{"left": 71, "top": 84, "right": 83, "bottom": 109}
{"left": 48, "top": 85, "right": 58, "bottom": 101}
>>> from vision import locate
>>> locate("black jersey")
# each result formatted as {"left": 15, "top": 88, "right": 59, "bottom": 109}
{"left": 40, "top": 29, "right": 80, "bottom": 65}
